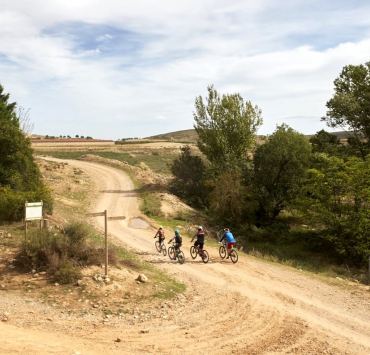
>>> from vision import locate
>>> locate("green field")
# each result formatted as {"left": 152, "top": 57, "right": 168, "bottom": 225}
{"left": 37, "top": 150, "right": 179, "bottom": 175}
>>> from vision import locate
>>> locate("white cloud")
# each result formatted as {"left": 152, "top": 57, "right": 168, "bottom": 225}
{"left": 0, "top": 0, "right": 369, "bottom": 138}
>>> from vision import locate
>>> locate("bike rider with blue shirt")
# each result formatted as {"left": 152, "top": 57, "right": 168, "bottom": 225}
{"left": 219, "top": 228, "right": 236, "bottom": 259}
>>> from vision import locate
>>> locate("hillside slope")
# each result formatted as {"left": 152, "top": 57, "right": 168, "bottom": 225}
{"left": 147, "top": 129, "right": 352, "bottom": 143}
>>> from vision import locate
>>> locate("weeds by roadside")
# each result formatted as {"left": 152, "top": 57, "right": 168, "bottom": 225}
{"left": 15, "top": 222, "right": 118, "bottom": 284}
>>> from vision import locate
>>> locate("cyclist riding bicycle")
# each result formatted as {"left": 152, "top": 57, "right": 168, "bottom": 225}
{"left": 219, "top": 228, "right": 236, "bottom": 259}
{"left": 168, "top": 229, "right": 182, "bottom": 251}
{"left": 191, "top": 226, "right": 205, "bottom": 252}
{"left": 154, "top": 226, "right": 165, "bottom": 245}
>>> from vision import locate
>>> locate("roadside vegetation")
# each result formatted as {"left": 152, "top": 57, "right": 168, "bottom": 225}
{"left": 0, "top": 85, "right": 52, "bottom": 221}
{"left": 170, "top": 62, "right": 370, "bottom": 281}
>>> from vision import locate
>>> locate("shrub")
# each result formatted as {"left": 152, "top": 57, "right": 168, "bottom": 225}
{"left": 64, "top": 222, "right": 89, "bottom": 246}
{"left": 53, "top": 260, "right": 82, "bottom": 284}
{"left": 0, "top": 85, "right": 53, "bottom": 222}
{"left": 15, "top": 222, "right": 117, "bottom": 283}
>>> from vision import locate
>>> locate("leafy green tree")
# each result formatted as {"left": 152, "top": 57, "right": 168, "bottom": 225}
{"left": 0, "top": 84, "right": 52, "bottom": 221}
{"left": 194, "top": 85, "right": 262, "bottom": 168}
{"left": 309, "top": 130, "right": 341, "bottom": 155}
{"left": 302, "top": 154, "right": 369, "bottom": 264}
{"left": 325, "top": 62, "right": 370, "bottom": 158}
{"left": 170, "top": 146, "right": 208, "bottom": 207}
{"left": 208, "top": 169, "right": 252, "bottom": 224}
{"left": 253, "top": 125, "right": 311, "bottom": 224}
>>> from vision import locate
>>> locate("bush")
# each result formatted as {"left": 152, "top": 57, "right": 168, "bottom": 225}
{"left": 53, "top": 260, "right": 82, "bottom": 284}
{"left": 64, "top": 222, "right": 89, "bottom": 246}
{"left": 0, "top": 85, "right": 53, "bottom": 222}
{"left": 0, "top": 186, "right": 53, "bottom": 222}
{"left": 15, "top": 222, "right": 117, "bottom": 283}
{"left": 15, "top": 230, "right": 68, "bottom": 271}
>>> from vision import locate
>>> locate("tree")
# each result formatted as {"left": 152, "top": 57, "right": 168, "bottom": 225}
{"left": 208, "top": 169, "right": 248, "bottom": 224}
{"left": 324, "top": 62, "right": 370, "bottom": 158}
{"left": 0, "top": 84, "right": 52, "bottom": 221}
{"left": 253, "top": 125, "right": 311, "bottom": 224}
{"left": 194, "top": 85, "right": 262, "bottom": 168}
{"left": 309, "top": 130, "right": 341, "bottom": 155}
{"left": 302, "top": 154, "right": 370, "bottom": 264}
{"left": 170, "top": 146, "right": 208, "bottom": 207}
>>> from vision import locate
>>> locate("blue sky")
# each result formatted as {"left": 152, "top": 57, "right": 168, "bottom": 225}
{"left": 0, "top": 0, "right": 370, "bottom": 139}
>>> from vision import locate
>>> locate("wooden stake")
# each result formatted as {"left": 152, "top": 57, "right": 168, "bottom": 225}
{"left": 104, "top": 209, "right": 108, "bottom": 277}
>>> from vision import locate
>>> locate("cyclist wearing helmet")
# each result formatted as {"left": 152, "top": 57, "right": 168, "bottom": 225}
{"left": 154, "top": 226, "right": 165, "bottom": 244}
{"left": 191, "top": 226, "right": 205, "bottom": 251}
{"left": 219, "top": 228, "right": 236, "bottom": 259}
{"left": 168, "top": 229, "right": 182, "bottom": 251}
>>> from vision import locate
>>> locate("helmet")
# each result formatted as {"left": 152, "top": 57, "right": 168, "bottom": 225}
{"left": 175, "top": 229, "right": 180, "bottom": 236}
{"left": 224, "top": 228, "right": 230, "bottom": 232}
{"left": 159, "top": 226, "right": 163, "bottom": 230}
{"left": 198, "top": 226, "right": 203, "bottom": 231}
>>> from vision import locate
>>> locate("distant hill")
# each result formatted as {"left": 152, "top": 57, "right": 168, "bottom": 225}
{"left": 148, "top": 129, "right": 352, "bottom": 143}
{"left": 147, "top": 129, "right": 198, "bottom": 143}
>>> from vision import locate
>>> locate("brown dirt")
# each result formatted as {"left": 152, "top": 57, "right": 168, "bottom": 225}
{"left": 1, "top": 158, "right": 370, "bottom": 354}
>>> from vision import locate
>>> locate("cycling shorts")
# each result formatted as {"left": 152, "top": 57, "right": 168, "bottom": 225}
{"left": 227, "top": 242, "right": 235, "bottom": 250}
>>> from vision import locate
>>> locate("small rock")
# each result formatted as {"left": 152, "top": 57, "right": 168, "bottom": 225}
{"left": 76, "top": 279, "right": 83, "bottom": 287}
{"left": 115, "top": 338, "right": 121, "bottom": 343}
{"left": 0, "top": 284, "right": 5, "bottom": 290}
{"left": 136, "top": 274, "right": 148, "bottom": 283}
{"left": 104, "top": 277, "right": 111, "bottom": 284}
{"left": 47, "top": 317, "right": 53, "bottom": 321}
{"left": 1, "top": 313, "right": 9, "bottom": 322}
{"left": 93, "top": 304, "right": 99, "bottom": 308}
{"left": 54, "top": 282, "right": 59, "bottom": 286}
{"left": 140, "top": 329, "right": 149, "bottom": 334}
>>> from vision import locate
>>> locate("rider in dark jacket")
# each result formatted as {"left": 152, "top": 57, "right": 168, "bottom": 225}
{"left": 154, "top": 226, "right": 165, "bottom": 244}
{"left": 191, "top": 226, "right": 205, "bottom": 250}
{"left": 168, "top": 229, "right": 182, "bottom": 251}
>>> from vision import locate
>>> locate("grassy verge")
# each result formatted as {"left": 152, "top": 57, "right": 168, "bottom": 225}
{"left": 243, "top": 226, "right": 368, "bottom": 283}
{"left": 91, "top": 228, "right": 186, "bottom": 299}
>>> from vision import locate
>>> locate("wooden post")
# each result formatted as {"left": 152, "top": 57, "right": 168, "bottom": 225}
{"left": 86, "top": 211, "right": 125, "bottom": 278}
{"left": 24, "top": 220, "right": 28, "bottom": 241}
{"left": 104, "top": 209, "right": 108, "bottom": 277}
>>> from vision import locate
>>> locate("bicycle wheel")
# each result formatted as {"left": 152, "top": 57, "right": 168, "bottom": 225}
{"left": 168, "top": 246, "right": 175, "bottom": 260}
{"left": 201, "top": 250, "right": 209, "bottom": 263}
{"left": 190, "top": 246, "right": 197, "bottom": 259}
{"left": 155, "top": 240, "right": 161, "bottom": 252}
{"left": 230, "top": 249, "right": 238, "bottom": 263}
{"left": 161, "top": 245, "right": 167, "bottom": 256}
{"left": 219, "top": 245, "right": 226, "bottom": 259}
{"left": 177, "top": 251, "right": 185, "bottom": 264}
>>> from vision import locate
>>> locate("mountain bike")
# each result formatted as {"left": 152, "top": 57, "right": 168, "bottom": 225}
{"left": 190, "top": 244, "right": 209, "bottom": 263}
{"left": 168, "top": 242, "right": 185, "bottom": 264}
{"left": 155, "top": 238, "right": 167, "bottom": 256}
{"left": 219, "top": 241, "right": 238, "bottom": 263}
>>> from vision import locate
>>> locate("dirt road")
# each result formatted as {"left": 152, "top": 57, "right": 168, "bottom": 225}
{"left": 2, "top": 159, "right": 370, "bottom": 354}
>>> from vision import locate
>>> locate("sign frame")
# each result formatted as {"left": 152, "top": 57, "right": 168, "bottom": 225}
{"left": 25, "top": 201, "right": 43, "bottom": 221}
